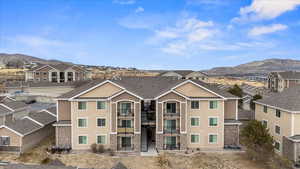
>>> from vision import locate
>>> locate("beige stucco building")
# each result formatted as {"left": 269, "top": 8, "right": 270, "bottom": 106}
{"left": 255, "top": 86, "right": 300, "bottom": 162}
{"left": 267, "top": 71, "right": 300, "bottom": 92}
{"left": 54, "top": 77, "right": 240, "bottom": 153}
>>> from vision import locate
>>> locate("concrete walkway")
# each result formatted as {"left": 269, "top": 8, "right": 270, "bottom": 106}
{"left": 140, "top": 144, "right": 158, "bottom": 156}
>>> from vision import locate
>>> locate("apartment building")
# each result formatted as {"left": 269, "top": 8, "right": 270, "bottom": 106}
{"left": 268, "top": 71, "right": 300, "bottom": 92}
{"left": 54, "top": 77, "right": 240, "bottom": 153}
{"left": 25, "top": 64, "right": 91, "bottom": 83}
{"left": 159, "top": 70, "right": 209, "bottom": 82}
{"left": 255, "top": 86, "right": 300, "bottom": 162}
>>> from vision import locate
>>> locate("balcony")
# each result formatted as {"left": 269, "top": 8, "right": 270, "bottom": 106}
{"left": 163, "top": 109, "right": 180, "bottom": 118}
{"left": 117, "top": 127, "right": 134, "bottom": 134}
{"left": 163, "top": 128, "right": 180, "bottom": 134}
{"left": 117, "top": 109, "right": 134, "bottom": 117}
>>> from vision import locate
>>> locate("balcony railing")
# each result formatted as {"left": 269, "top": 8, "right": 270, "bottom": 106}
{"left": 163, "top": 143, "right": 180, "bottom": 150}
{"left": 163, "top": 128, "right": 180, "bottom": 134}
{"left": 117, "top": 144, "right": 134, "bottom": 151}
{"left": 163, "top": 109, "right": 180, "bottom": 116}
{"left": 117, "top": 109, "right": 134, "bottom": 116}
{"left": 117, "top": 127, "right": 134, "bottom": 133}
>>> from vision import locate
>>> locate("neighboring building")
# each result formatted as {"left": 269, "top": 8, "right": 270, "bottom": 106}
{"left": 0, "top": 96, "right": 15, "bottom": 103}
{"left": 25, "top": 64, "right": 91, "bottom": 83}
{"left": 160, "top": 70, "right": 208, "bottom": 81}
{"left": 54, "top": 77, "right": 240, "bottom": 153}
{"left": 267, "top": 71, "right": 300, "bottom": 92}
{"left": 0, "top": 107, "right": 56, "bottom": 153}
{"left": 0, "top": 101, "right": 29, "bottom": 120}
{"left": 254, "top": 86, "right": 300, "bottom": 162}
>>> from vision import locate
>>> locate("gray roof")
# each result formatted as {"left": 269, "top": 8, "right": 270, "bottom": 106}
{"left": 58, "top": 77, "right": 238, "bottom": 100}
{"left": 46, "top": 106, "right": 57, "bottom": 115}
{"left": 29, "top": 63, "right": 87, "bottom": 72}
{"left": 28, "top": 111, "right": 56, "bottom": 126}
{"left": 0, "top": 105, "right": 13, "bottom": 116}
{"left": 5, "top": 118, "right": 42, "bottom": 135}
{"left": 54, "top": 120, "right": 71, "bottom": 125}
{"left": 289, "top": 135, "right": 300, "bottom": 141}
{"left": 255, "top": 86, "right": 300, "bottom": 112}
{"left": 278, "top": 71, "right": 300, "bottom": 79}
{"left": 2, "top": 101, "right": 27, "bottom": 110}
{"left": 238, "top": 109, "right": 254, "bottom": 120}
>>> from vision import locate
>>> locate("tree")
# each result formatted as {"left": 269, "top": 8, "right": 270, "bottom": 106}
{"left": 228, "top": 84, "right": 243, "bottom": 107}
{"left": 241, "top": 120, "right": 274, "bottom": 162}
{"left": 250, "top": 94, "right": 262, "bottom": 110}
{"left": 6, "top": 59, "right": 24, "bottom": 68}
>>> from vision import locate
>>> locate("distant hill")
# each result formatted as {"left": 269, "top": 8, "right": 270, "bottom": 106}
{"left": 0, "top": 53, "right": 71, "bottom": 66}
{"left": 204, "top": 59, "right": 300, "bottom": 76}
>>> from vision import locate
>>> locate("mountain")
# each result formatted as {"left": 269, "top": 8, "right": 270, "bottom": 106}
{"left": 0, "top": 53, "right": 71, "bottom": 65}
{"left": 204, "top": 59, "right": 300, "bottom": 76}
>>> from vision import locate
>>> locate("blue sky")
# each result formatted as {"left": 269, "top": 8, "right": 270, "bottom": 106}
{"left": 1, "top": 0, "right": 300, "bottom": 70}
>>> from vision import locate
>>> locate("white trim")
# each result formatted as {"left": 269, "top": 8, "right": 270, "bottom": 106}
{"left": 190, "top": 133, "right": 200, "bottom": 144}
{"left": 40, "top": 109, "right": 57, "bottom": 118}
{"left": 72, "top": 98, "right": 109, "bottom": 102}
{"left": 291, "top": 114, "right": 295, "bottom": 136}
{"left": 224, "top": 122, "right": 242, "bottom": 125}
{"left": 208, "top": 100, "right": 219, "bottom": 110}
{"left": 96, "top": 117, "right": 106, "bottom": 128}
{"left": 190, "top": 116, "right": 200, "bottom": 127}
{"left": 52, "top": 123, "right": 71, "bottom": 127}
{"left": 77, "top": 117, "right": 88, "bottom": 128}
{"left": 78, "top": 135, "right": 88, "bottom": 145}
{"left": 154, "top": 90, "right": 189, "bottom": 100}
{"left": 190, "top": 100, "right": 200, "bottom": 110}
{"left": 254, "top": 101, "right": 300, "bottom": 114}
{"left": 208, "top": 116, "right": 219, "bottom": 127}
{"left": 96, "top": 134, "right": 107, "bottom": 145}
{"left": 0, "top": 125, "right": 23, "bottom": 137}
{"left": 235, "top": 99, "right": 238, "bottom": 120}
{"left": 110, "top": 89, "right": 143, "bottom": 100}
{"left": 208, "top": 133, "right": 218, "bottom": 144}
{"left": 34, "top": 64, "right": 58, "bottom": 71}
{"left": 0, "top": 104, "right": 14, "bottom": 112}
{"left": 23, "top": 116, "right": 44, "bottom": 127}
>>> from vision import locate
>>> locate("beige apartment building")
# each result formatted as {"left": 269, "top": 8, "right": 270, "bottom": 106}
{"left": 268, "top": 71, "right": 300, "bottom": 92}
{"left": 25, "top": 64, "right": 91, "bottom": 83}
{"left": 255, "top": 86, "right": 300, "bottom": 162}
{"left": 54, "top": 77, "right": 240, "bottom": 153}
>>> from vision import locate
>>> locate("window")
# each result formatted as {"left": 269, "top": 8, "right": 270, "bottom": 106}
{"left": 121, "top": 137, "right": 131, "bottom": 147}
{"left": 263, "top": 106, "right": 268, "bottom": 113}
{"left": 78, "top": 136, "right": 87, "bottom": 144}
{"left": 35, "top": 72, "right": 40, "bottom": 75}
{"left": 97, "top": 135, "right": 106, "bottom": 144}
{"left": 78, "top": 101, "right": 87, "bottom": 110}
{"left": 209, "top": 134, "right": 218, "bottom": 143}
{"left": 276, "top": 109, "right": 281, "bottom": 118}
{"left": 121, "top": 120, "right": 132, "bottom": 128}
{"left": 78, "top": 118, "right": 87, "bottom": 127}
{"left": 191, "top": 101, "right": 199, "bottom": 109}
{"left": 43, "top": 72, "right": 47, "bottom": 76}
{"left": 97, "top": 118, "right": 106, "bottom": 127}
{"left": 209, "top": 117, "right": 218, "bottom": 127}
{"left": 191, "top": 134, "right": 199, "bottom": 143}
{"left": 164, "top": 120, "right": 176, "bottom": 132}
{"left": 275, "top": 125, "right": 281, "bottom": 135}
{"left": 262, "top": 120, "right": 268, "bottom": 127}
{"left": 275, "top": 141, "right": 280, "bottom": 151}
{"left": 209, "top": 101, "right": 218, "bottom": 109}
{"left": 191, "top": 117, "right": 200, "bottom": 126}
{"left": 166, "top": 102, "right": 176, "bottom": 113}
{"left": 119, "top": 102, "right": 131, "bottom": 115}
{"left": 0, "top": 136, "right": 10, "bottom": 146}
{"left": 97, "top": 101, "right": 106, "bottom": 109}
{"left": 164, "top": 136, "right": 176, "bottom": 148}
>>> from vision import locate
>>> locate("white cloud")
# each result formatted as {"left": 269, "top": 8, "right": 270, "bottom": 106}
{"left": 248, "top": 24, "right": 288, "bottom": 36}
{"left": 233, "top": 0, "right": 300, "bottom": 22}
{"left": 135, "top": 6, "right": 144, "bottom": 13}
{"left": 113, "top": 0, "right": 135, "bottom": 5}
{"left": 11, "top": 35, "right": 68, "bottom": 47}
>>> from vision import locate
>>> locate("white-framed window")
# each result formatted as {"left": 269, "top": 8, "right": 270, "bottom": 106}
{"left": 191, "top": 101, "right": 199, "bottom": 109}
{"left": 263, "top": 106, "right": 268, "bottom": 113}
{"left": 276, "top": 109, "right": 281, "bottom": 118}
{"left": 97, "top": 135, "right": 106, "bottom": 144}
{"left": 191, "top": 117, "right": 200, "bottom": 127}
{"left": 274, "top": 141, "right": 281, "bottom": 152}
{"left": 78, "top": 135, "right": 88, "bottom": 145}
{"left": 78, "top": 118, "right": 87, "bottom": 128}
{"left": 78, "top": 101, "right": 87, "bottom": 110}
{"left": 191, "top": 134, "right": 200, "bottom": 143}
{"left": 262, "top": 120, "right": 268, "bottom": 128}
{"left": 275, "top": 125, "right": 280, "bottom": 135}
{"left": 0, "top": 136, "right": 10, "bottom": 146}
{"left": 97, "top": 101, "right": 106, "bottom": 110}
{"left": 209, "top": 101, "right": 218, "bottom": 109}
{"left": 97, "top": 118, "right": 106, "bottom": 127}
{"left": 209, "top": 117, "right": 218, "bottom": 127}
{"left": 209, "top": 134, "right": 218, "bottom": 144}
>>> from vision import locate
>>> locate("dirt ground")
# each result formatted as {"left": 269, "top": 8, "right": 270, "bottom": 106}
{"left": 0, "top": 137, "right": 266, "bottom": 169}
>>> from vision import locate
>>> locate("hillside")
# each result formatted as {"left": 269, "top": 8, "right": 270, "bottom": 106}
{"left": 0, "top": 53, "right": 70, "bottom": 65}
{"left": 204, "top": 58, "right": 300, "bottom": 76}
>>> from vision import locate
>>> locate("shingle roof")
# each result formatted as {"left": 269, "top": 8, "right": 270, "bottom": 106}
{"left": 173, "top": 70, "right": 194, "bottom": 76}
{"left": 0, "top": 105, "right": 13, "bottom": 116}
{"left": 58, "top": 77, "right": 238, "bottom": 100}
{"left": 277, "top": 71, "right": 300, "bottom": 79}
{"left": 45, "top": 106, "right": 57, "bottom": 115}
{"left": 5, "top": 118, "right": 42, "bottom": 135}
{"left": 28, "top": 111, "right": 56, "bottom": 126}
{"left": 255, "top": 86, "right": 300, "bottom": 112}
{"left": 2, "top": 101, "right": 27, "bottom": 110}
{"left": 29, "top": 63, "right": 87, "bottom": 72}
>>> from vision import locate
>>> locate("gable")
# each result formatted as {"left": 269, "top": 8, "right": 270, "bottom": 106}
{"left": 111, "top": 91, "right": 140, "bottom": 102}
{"left": 174, "top": 82, "right": 219, "bottom": 98}
{"left": 80, "top": 82, "right": 123, "bottom": 98}
{"left": 35, "top": 65, "right": 54, "bottom": 72}
{"left": 158, "top": 91, "right": 186, "bottom": 102}
{"left": 70, "top": 66, "right": 85, "bottom": 72}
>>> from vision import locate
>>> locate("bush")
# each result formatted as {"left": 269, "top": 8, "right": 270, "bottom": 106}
{"left": 156, "top": 154, "right": 170, "bottom": 169}
{"left": 41, "top": 157, "right": 52, "bottom": 164}
{"left": 107, "top": 148, "right": 115, "bottom": 156}
{"left": 227, "top": 84, "right": 243, "bottom": 107}
{"left": 90, "top": 143, "right": 106, "bottom": 154}
{"left": 91, "top": 143, "right": 98, "bottom": 153}
{"left": 250, "top": 94, "right": 262, "bottom": 110}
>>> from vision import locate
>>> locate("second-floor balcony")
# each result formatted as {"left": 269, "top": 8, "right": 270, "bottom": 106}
{"left": 117, "top": 108, "right": 134, "bottom": 117}
{"left": 117, "top": 127, "right": 134, "bottom": 134}
{"left": 163, "top": 127, "right": 180, "bottom": 134}
{"left": 163, "top": 108, "right": 180, "bottom": 117}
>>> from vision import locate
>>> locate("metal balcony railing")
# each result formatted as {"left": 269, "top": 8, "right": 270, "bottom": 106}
{"left": 117, "top": 109, "right": 134, "bottom": 116}
{"left": 163, "top": 128, "right": 180, "bottom": 134}
{"left": 163, "top": 109, "right": 180, "bottom": 116}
